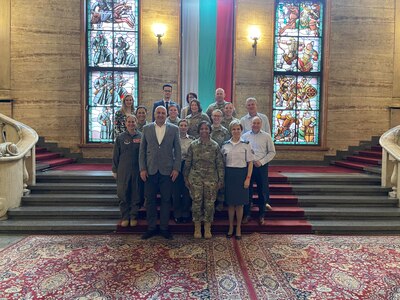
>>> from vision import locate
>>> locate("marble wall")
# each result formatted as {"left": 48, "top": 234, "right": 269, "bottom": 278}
{"left": 1, "top": 0, "right": 398, "bottom": 160}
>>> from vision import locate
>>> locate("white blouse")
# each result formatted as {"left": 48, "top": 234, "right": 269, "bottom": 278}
{"left": 221, "top": 140, "right": 254, "bottom": 168}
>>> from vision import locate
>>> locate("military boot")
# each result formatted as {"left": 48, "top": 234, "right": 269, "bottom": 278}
{"left": 194, "top": 222, "right": 202, "bottom": 239}
{"left": 204, "top": 222, "right": 212, "bottom": 239}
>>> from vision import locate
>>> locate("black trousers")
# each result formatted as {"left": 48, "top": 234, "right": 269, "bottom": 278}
{"left": 244, "top": 163, "right": 269, "bottom": 218}
{"left": 145, "top": 172, "right": 172, "bottom": 231}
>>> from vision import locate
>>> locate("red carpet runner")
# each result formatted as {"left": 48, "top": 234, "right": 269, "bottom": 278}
{"left": 46, "top": 163, "right": 362, "bottom": 234}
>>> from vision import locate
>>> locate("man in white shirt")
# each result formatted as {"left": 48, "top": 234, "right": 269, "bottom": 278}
{"left": 139, "top": 106, "right": 181, "bottom": 239}
{"left": 242, "top": 116, "right": 276, "bottom": 225}
{"left": 240, "top": 97, "right": 271, "bottom": 134}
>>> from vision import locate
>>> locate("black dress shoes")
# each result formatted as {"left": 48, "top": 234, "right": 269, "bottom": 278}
{"left": 226, "top": 233, "right": 234, "bottom": 239}
{"left": 160, "top": 230, "right": 173, "bottom": 240}
{"left": 141, "top": 229, "right": 158, "bottom": 240}
{"left": 181, "top": 217, "right": 191, "bottom": 224}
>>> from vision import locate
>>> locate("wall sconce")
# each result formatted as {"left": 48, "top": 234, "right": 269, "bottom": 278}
{"left": 249, "top": 26, "right": 261, "bottom": 56}
{"left": 152, "top": 23, "right": 166, "bottom": 54}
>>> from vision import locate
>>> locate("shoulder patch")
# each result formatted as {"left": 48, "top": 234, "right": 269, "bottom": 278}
{"left": 222, "top": 140, "right": 230, "bottom": 145}
{"left": 241, "top": 140, "right": 250, "bottom": 144}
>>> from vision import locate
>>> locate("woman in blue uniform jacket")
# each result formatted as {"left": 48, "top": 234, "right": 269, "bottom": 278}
{"left": 112, "top": 114, "right": 142, "bottom": 227}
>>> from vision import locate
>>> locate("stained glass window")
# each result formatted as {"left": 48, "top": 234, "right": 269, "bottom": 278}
{"left": 86, "top": 0, "right": 139, "bottom": 143}
{"left": 272, "top": 1, "right": 323, "bottom": 145}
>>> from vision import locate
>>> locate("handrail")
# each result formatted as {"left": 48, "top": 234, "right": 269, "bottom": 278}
{"left": 0, "top": 113, "right": 38, "bottom": 220}
{"left": 380, "top": 125, "right": 400, "bottom": 204}
{"left": 0, "top": 114, "right": 38, "bottom": 161}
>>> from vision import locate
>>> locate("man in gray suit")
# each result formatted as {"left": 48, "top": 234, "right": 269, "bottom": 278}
{"left": 139, "top": 106, "right": 182, "bottom": 239}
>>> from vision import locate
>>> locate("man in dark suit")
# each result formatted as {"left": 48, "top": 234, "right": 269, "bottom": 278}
{"left": 152, "top": 84, "right": 180, "bottom": 121}
{"left": 139, "top": 106, "right": 182, "bottom": 239}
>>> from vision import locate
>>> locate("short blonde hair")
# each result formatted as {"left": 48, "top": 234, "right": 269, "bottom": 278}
{"left": 125, "top": 114, "right": 137, "bottom": 123}
{"left": 245, "top": 97, "right": 257, "bottom": 105}
{"left": 229, "top": 119, "right": 243, "bottom": 132}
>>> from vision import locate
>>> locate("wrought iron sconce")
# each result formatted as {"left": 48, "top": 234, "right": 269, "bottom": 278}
{"left": 249, "top": 26, "right": 261, "bottom": 56}
{"left": 152, "top": 24, "right": 166, "bottom": 54}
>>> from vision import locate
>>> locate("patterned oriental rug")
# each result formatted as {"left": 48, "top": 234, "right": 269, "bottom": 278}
{"left": 0, "top": 234, "right": 399, "bottom": 299}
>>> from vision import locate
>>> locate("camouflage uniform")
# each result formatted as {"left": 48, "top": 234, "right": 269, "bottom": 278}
{"left": 166, "top": 116, "right": 181, "bottom": 126}
{"left": 184, "top": 138, "right": 224, "bottom": 222}
{"left": 136, "top": 121, "right": 148, "bottom": 133}
{"left": 211, "top": 125, "right": 230, "bottom": 147}
{"left": 221, "top": 117, "right": 239, "bottom": 135}
{"left": 186, "top": 113, "right": 211, "bottom": 138}
{"left": 206, "top": 100, "right": 237, "bottom": 119}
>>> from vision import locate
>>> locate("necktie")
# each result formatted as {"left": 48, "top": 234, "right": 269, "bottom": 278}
{"left": 165, "top": 101, "right": 169, "bottom": 114}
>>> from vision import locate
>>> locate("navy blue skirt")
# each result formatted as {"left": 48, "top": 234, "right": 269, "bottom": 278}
{"left": 225, "top": 167, "right": 249, "bottom": 206}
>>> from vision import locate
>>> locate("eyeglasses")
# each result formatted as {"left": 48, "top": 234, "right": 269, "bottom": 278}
{"left": 163, "top": 90, "right": 172, "bottom": 93}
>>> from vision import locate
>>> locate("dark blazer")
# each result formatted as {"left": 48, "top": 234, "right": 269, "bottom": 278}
{"left": 139, "top": 122, "right": 182, "bottom": 176}
{"left": 152, "top": 100, "right": 181, "bottom": 121}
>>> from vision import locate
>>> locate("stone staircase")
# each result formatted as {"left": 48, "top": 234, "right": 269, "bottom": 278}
{"left": 326, "top": 136, "right": 383, "bottom": 174}
{"left": 0, "top": 168, "right": 398, "bottom": 234}
{"left": 1, "top": 135, "right": 398, "bottom": 234}
{"left": 289, "top": 173, "right": 400, "bottom": 233}
{"left": 35, "top": 137, "right": 80, "bottom": 171}
{"left": 0, "top": 170, "right": 312, "bottom": 234}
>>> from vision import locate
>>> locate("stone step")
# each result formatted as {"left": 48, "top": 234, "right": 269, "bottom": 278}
{"left": 310, "top": 220, "right": 400, "bottom": 233}
{"left": 36, "top": 172, "right": 114, "bottom": 183}
{"left": 364, "top": 166, "right": 382, "bottom": 175}
{"left": 7, "top": 206, "right": 305, "bottom": 219}
{"left": 292, "top": 185, "right": 390, "bottom": 195}
{"left": 36, "top": 152, "right": 62, "bottom": 161}
{"left": 34, "top": 172, "right": 381, "bottom": 186}
{"left": 284, "top": 174, "right": 380, "bottom": 185}
{"left": 21, "top": 194, "right": 119, "bottom": 206}
{"left": 0, "top": 219, "right": 312, "bottom": 234}
{"left": 357, "top": 150, "right": 382, "bottom": 158}
{"left": 28, "top": 183, "right": 299, "bottom": 195}
{"left": 298, "top": 195, "right": 397, "bottom": 207}
{"left": 28, "top": 183, "right": 390, "bottom": 196}
{"left": 0, "top": 219, "right": 118, "bottom": 233}
{"left": 35, "top": 147, "right": 47, "bottom": 154}
{"left": 38, "top": 158, "right": 76, "bottom": 171}
{"left": 21, "top": 194, "right": 300, "bottom": 207}
{"left": 333, "top": 160, "right": 373, "bottom": 171}
{"left": 36, "top": 162, "right": 50, "bottom": 172}
{"left": 346, "top": 156, "right": 381, "bottom": 165}
{"left": 30, "top": 183, "right": 117, "bottom": 194}
{"left": 304, "top": 207, "right": 400, "bottom": 219}
{"left": 371, "top": 145, "right": 382, "bottom": 152}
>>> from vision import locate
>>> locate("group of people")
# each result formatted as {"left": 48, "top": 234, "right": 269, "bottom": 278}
{"left": 112, "top": 84, "right": 276, "bottom": 240}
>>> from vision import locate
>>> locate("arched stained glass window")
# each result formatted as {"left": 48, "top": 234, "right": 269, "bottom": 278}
{"left": 86, "top": 0, "right": 139, "bottom": 143}
{"left": 272, "top": 1, "right": 324, "bottom": 145}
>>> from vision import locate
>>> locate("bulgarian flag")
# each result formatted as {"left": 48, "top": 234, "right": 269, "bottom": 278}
{"left": 181, "top": 0, "right": 234, "bottom": 108}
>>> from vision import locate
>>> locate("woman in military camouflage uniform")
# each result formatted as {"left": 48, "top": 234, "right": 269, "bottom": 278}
{"left": 221, "top": 102, "right": 239, "bottom": 134}
{"left": 186, "top": 99, "right": 211, "bottom": 138}
{"left": 184, "top": 121, "right": 224, "bottom": 239}
{"left": 135, "top": 105, "right": 148, "bottom": 133}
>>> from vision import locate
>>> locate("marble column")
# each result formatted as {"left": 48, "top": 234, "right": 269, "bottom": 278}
{"left": 0, "top": 0, "right": 11, "bottom": 100}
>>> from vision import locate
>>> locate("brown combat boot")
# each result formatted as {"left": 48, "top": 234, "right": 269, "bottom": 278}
{"left": 204, "top": 222, "right": 212, "bottom": 239}
{"left": 194, "top": 222, "right": 202, "bottom": 239}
